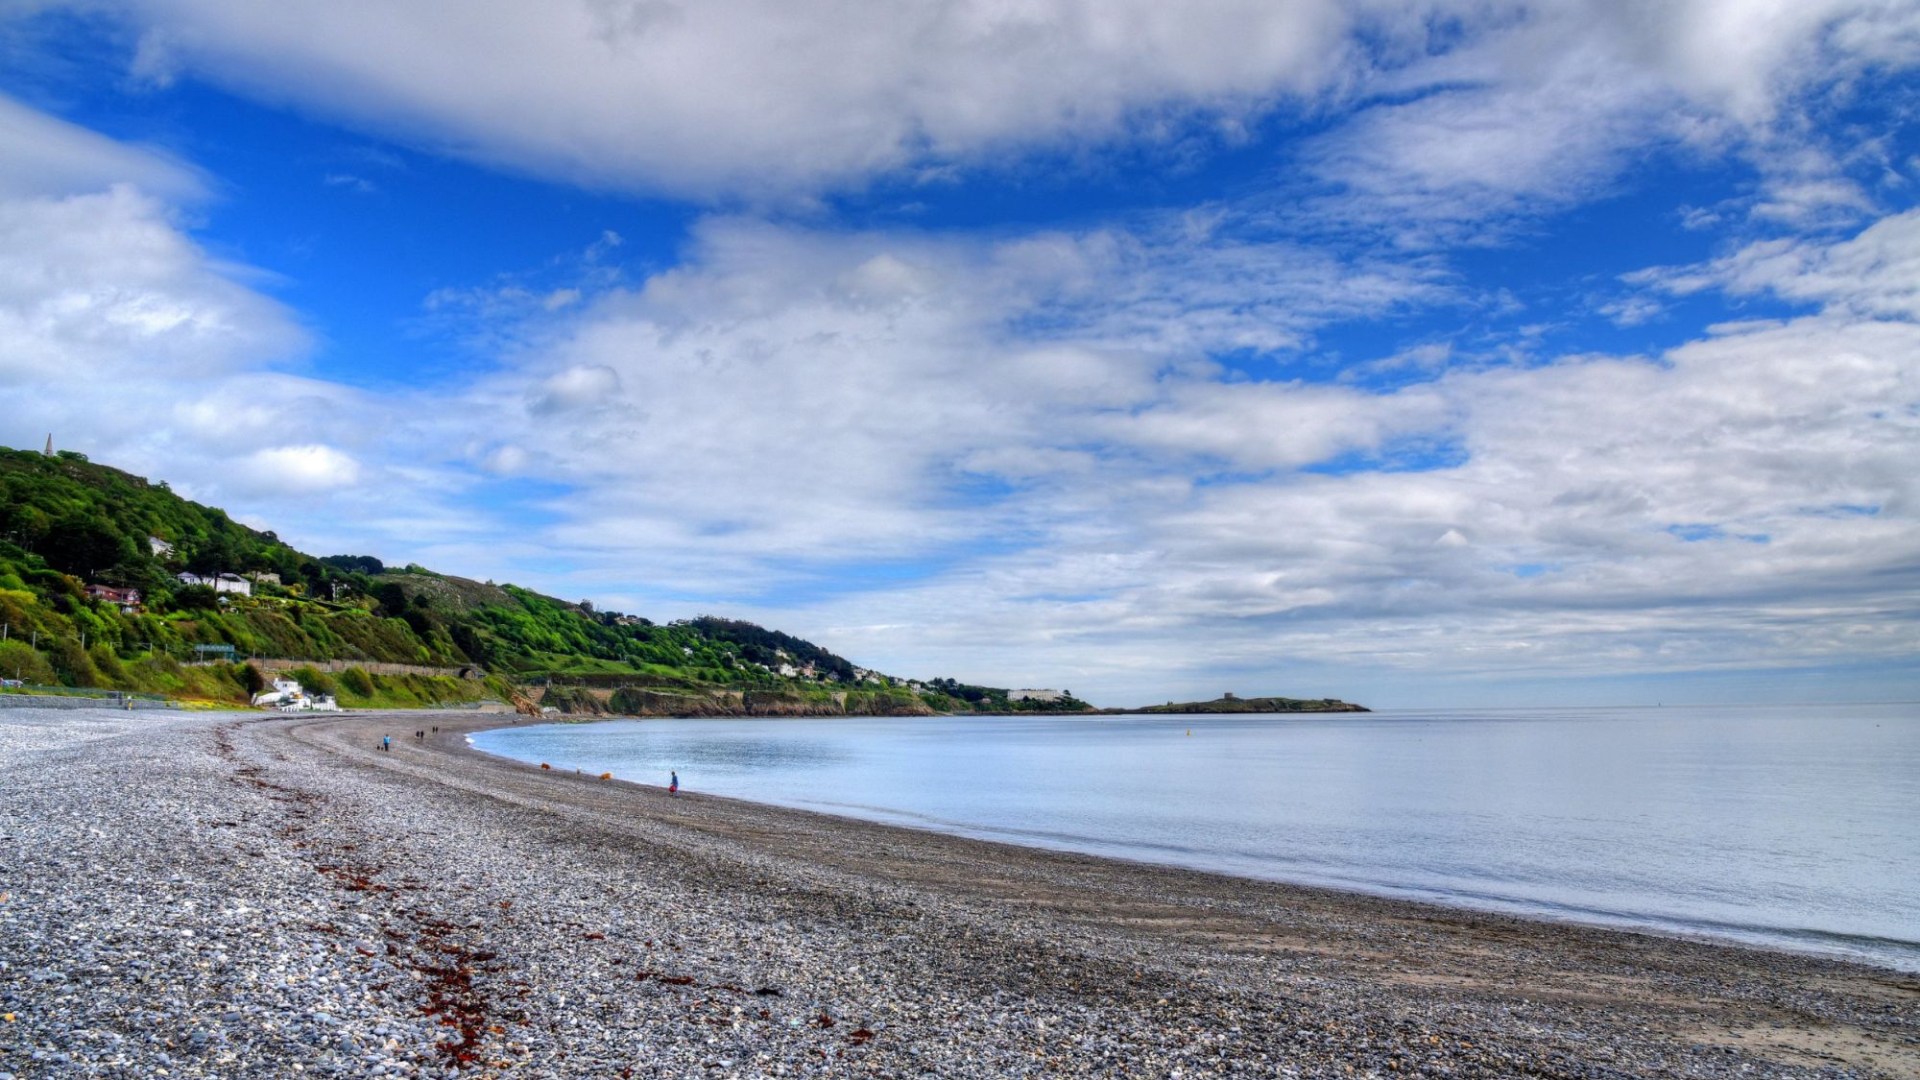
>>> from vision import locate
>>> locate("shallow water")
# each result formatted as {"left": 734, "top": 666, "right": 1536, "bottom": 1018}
{"left": 471, "top": 703, "right": 1920, "bottom": 969}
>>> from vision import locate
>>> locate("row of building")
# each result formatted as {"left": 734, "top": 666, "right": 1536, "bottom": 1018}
{"left": 83, "top": 571, "right": 264, "bottom": 613}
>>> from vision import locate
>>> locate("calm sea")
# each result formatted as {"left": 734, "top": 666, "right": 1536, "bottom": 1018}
{"left": 469, "top": 703, "right": 1920, "bottom": 970}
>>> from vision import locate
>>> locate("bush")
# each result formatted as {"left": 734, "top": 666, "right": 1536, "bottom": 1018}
{"left": 339, "top": 666, "right": 374, "bottom": 697}
{"left": 289, "top": 665, "right": 334, "bottom": 697}
{"left": 51, "top": 637, "right": 100, "bottom": 686}
{"left": 88, "top": 643, "right": 128, "bottom": 683}
{"left": 173, "top": 584, "right": 220, "bottom": 611}
{"left": 0, "top": 639, "right": 57, "bottom": 683}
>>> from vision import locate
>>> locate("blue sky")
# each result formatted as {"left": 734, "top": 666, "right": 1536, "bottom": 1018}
{"left": 2, "top": 1, "right": 1918, "bottom": 707}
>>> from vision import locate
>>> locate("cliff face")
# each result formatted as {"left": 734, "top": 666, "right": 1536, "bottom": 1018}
{"left": 741, "top": 690, "right": 937, "bottom": 717}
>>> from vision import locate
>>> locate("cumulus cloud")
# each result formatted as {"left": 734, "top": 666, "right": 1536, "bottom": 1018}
{"left": 236, "top": 443, "right": 363, "bottom": 494}
{"left": 397, "top": 214, "right": 1452, "bottom": 593}
{"left": 0, "top": 185, "right": 306, "bottom": 386}
{"left": 0, "top": 97, "right": 446, "bottom": 557}
{"left": 73, "top": 0, "right": 1366, "bottom": 199}
{"left": 0, "top": 93, "right": 205, "bottom": 200}
{"left": 772, "top": 312, "right": 1919, "bottom": 702}
{"left": 1295, "top": 0, "right": 1920, "bottom": 239}
{"left": 36, "top": 0, "right": 1903, "bottom": 206}
{"left": 528, "top": 364, "right": 623, "bottom": 414}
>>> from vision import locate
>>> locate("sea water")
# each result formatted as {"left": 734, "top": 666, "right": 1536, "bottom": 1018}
{"left": 469, "top": 703, "right": 1920, "bottom": 969}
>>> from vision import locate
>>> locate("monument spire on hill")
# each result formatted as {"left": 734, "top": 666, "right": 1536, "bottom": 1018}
{"left": 44, "top": 434, "right": 52, "bottom": 456}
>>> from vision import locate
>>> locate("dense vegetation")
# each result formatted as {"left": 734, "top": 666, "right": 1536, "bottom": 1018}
{"left": 0, "top": 446, "right": 1095, "bottom": 713}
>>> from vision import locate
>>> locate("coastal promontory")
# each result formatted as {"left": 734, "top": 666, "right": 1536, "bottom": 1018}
{"left": 1126, "top": 693, "right": 1370, "bottom": 714}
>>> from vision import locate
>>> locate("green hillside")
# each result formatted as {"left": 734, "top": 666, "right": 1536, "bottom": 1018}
{"left": 0, "top": 446, "right": 1091, "bottom": 713}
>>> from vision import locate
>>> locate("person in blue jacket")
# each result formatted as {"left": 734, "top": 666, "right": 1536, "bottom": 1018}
{"left": 669, "top": 770, "right": 679, "bottom": 795}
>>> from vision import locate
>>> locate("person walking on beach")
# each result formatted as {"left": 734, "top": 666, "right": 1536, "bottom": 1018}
{"left": 381, "top": 735, "right": 390, "bottom": 752}
{"left": 669, "top": 770, "right": 679, "bottom": 796}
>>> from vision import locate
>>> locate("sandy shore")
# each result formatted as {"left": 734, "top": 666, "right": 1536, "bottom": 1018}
{"left": 2, "top": 706, "right": 1916, "bottom": 1078}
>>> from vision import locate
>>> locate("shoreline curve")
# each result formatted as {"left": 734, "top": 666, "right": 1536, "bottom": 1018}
{"left": 4, "top": 704, "right": 1916, "bottom": 1078}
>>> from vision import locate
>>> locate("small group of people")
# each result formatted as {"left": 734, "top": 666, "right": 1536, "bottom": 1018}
{"left": 380, "top": 725, "right": 444, "bottom": 752}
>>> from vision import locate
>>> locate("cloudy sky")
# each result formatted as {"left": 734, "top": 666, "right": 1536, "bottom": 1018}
{"left": 3, "top": 1, "right": 1918, "bottom": 707}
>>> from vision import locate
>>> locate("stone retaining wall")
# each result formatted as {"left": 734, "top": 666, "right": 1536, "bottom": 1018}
{"left": 0, "top": 693, "right": 176, "bottom": 711}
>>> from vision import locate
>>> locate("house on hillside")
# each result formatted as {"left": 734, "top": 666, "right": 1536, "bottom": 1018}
{"left": 246, "top": 571, "right": 281, "bottom": 586}
{"left": 176, "top": 571, "right": 252, "bottom": 596}
{"left": 253, "top": 677, "right": 303, "bottom": 707}
{"left": 85, "top": 584, "right": 142, "bottom": 612}
{"left": 1010, "top": 688, "right": 1065, "bottom": 703}
{"left": 148, "top": 536, "right": 174, "bottom": 557}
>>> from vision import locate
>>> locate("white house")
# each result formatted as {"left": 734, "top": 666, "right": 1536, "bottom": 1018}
{"left": 148, "top": 536, "right": 174, "bottom": 557}
{"left": 177, "top": 571, "right": 253, "bottom": 596}
{"left": 1010, "top": 688, "right": 1066, "bottom": 703}
{"left": 252, "top": 677, "right": 338, "bottom": 711}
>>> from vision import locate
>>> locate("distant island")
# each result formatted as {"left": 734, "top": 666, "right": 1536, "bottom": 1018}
{"left": 1121, "top": 693, "right": 1369, "bottom": 714}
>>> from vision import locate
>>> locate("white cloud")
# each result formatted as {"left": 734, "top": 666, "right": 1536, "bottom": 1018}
{"left": 772, "top": 310, "right": 1918, "bottom": 701}
{"left": 394, "top": 214, "right": 1451, "bottom": 598}
{"left": 54, "top": 0, "right": 1907, "bottom": 207}
{"left": 0, "top": 97, "right": 444, "bottom": 559}
{"left": 529, "top": 364, "right": 622, "bottom": 414}
{"left": 1638, "top": 207, "right": 1920, "bottom": 320}
{"left": 79, "top": 0, "right": 1365, "bottom": 199}
{"left": 1294, "top": 0, "right": 1920, "bottom": 239}
{"left": 236, "top": 443, "right": 363, "bottom": 494}
{"left": 0, "top": 93, "right": 204, "bottom": 201}
{"left": 0, "top": 184, "right": 306, "bottom": 386}
{"left": 322, "top": 171, "right": 376, "bottom": 194}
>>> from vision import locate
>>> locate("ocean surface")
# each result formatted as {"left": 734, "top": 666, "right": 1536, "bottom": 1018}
{"left": 469, "top": 703, "right": 1920, "bottom": 970}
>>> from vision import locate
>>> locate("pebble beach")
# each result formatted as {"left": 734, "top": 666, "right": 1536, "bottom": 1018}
{"left": 2, "top": 706, "right": 1916, "bottom": 1079}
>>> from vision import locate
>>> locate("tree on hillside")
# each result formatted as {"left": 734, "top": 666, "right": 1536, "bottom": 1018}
{"left": 321, "top": 554, "right": 385, "bottom": 575}
{"left": 43, "top": 511, "right": 135, "bottom": 578}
